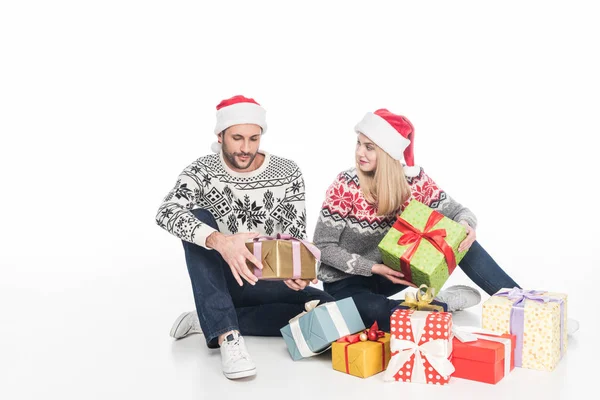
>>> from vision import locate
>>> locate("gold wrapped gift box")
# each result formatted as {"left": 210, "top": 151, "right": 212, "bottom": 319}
{"left": 245, "top": 238, "right": 318, "bottom": 280}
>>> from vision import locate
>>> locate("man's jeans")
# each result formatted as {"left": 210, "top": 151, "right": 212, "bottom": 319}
{"left": 324, "top": 240, "right": 520, "bottom": 332}
{"left": 183, "top": 208, "right": 335, "bottom": 348}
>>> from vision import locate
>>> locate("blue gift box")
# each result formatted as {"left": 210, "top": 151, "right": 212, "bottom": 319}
{"left": 280, "top": 297, "right": 365, "bottom": 361}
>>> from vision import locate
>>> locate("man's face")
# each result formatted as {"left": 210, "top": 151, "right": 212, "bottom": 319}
{"left": 219, "top": 124, "right": 262, "bottom": 171}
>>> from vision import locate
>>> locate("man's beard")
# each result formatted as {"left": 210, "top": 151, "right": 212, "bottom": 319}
{"left": 222, "top": 144, "right": 258, "bottom": 170}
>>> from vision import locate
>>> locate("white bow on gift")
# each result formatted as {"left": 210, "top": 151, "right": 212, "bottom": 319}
{"left": 384, "top": 338, "right": 455, "bottom": 382}
{"left": 289, "top": 300, "right": 351, "bottom": 358}
{"left": 452, "top": 326, "right": 512, "bottom": 377}
{"left": 384, "top": 310, "right": 454, "bottom": 383}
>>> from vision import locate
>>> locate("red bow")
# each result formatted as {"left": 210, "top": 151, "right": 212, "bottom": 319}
{"left": 367, "top": 321, "right": 385, "bottom": 341}
{"left": 392, "top": 210, "right": 457, "bottom": 283}
{"left": 336, "top": 333, "right": 362, "bottom": 344}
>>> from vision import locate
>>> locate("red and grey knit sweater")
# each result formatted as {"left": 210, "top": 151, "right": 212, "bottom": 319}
{"left": 313, "top": 167, "right": 477, "bottom": 283}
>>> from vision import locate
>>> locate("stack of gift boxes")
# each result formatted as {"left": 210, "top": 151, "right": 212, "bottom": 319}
{"left": 249, "top": 200, "right": 568, "bottom": 384}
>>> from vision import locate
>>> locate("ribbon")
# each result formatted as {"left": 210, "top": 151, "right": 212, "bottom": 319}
{"left": 399, "top": 284, "right": 445, "bottom": 312}
{"left": 495, "top": 288, "right": 565, "bottom": 367}
{"left": 453, "top": 326, "right": 512, "bottom": 377}
{"left": 337, "top": 322, "right": 387, "bottom": 374}
{"left": 392, "top": 211, "right": 457, "bottom": 283}
{"left": 289, "top": 300, "right": 351, "bottom": 358}
{"left": 384, "top": 311, "right": 454, "bottom": 383}
{"left": 251, "top": 233, "right": 321, "bottom": 279}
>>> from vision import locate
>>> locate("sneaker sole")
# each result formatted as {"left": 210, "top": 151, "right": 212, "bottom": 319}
{"left": 170, "top": 312, "right": 191, "bottom": 339}
{"left": 223, "top": 367, "right": 257, "bottom": 380}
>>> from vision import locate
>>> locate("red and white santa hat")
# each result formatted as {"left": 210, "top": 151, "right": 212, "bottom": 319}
{"left": 211, "top": 95, "right": 267, "bottom": 153}
{"left": 354, "top": 109, "right": 420, "bottom": 177}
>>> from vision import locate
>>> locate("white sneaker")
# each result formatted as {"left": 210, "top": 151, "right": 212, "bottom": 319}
{"left": 170, "top": 311, "right": 202, "bottom": 339}
{"left": 220, "top": 332, "right": 257, "bottom": 379}
{"left": 435, "top": 285, "right": 482, "bottom": 312}
{"left": 567, "top": 318, "right": 579, "bottom": 336}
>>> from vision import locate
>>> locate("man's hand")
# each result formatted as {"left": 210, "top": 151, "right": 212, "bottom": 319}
{"left": 283, "top": 278, "right": 318, "bottom": 291}
{"left": 371, "top": 264, "right": 416, "bottom": 287}
{"left": 206, "top": 231, "right": 264, "bottom": 286}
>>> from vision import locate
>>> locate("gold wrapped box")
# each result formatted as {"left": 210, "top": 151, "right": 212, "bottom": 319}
{"left": 332, "top": 324, "right": 391, "bottom": 378}
{"left": 245, "top": 235, "right": 319, "bottom": 280}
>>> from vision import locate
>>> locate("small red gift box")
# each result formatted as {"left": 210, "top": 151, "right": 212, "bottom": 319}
{"left": 452, "top": 327, "right": 516, "bottom": 384}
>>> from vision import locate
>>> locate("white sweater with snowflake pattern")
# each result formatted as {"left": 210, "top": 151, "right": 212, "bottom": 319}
{"left": 156, "top": 151, "right": 307, "bottom": 248}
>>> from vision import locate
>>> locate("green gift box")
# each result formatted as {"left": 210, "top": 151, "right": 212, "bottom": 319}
{"left": 378, "top": 200, "right": 468, "bottom": 291}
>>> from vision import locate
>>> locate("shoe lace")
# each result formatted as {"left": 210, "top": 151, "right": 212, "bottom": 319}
{"left": 225, "top": 338, "right": 250, "bottom": 362}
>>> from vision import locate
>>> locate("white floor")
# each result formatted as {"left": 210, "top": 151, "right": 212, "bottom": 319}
{"left": 1, "top": 259, "right": 593, "bottom": 400}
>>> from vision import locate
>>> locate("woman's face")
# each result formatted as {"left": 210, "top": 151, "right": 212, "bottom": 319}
{"left": 356, "top": 133, "right": 378, "bottom": 173}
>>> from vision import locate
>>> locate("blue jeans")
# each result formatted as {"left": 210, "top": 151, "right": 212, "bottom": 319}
{"left": 183, "top": 209, "right": 335, "bottom": 348}
{"left": 323, "top": 241, "right": 520, "bottom": 332}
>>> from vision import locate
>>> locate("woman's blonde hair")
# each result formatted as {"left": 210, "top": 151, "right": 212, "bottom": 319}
{"left": 356, "top": 142, "right": 412, "bottom": 216}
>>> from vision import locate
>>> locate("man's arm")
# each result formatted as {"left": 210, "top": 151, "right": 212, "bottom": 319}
{"left": 155, "top": 162, "right": 264, "bottom": 285}
{"left": 155, "top": 164, "right": 216, "bottom": 248}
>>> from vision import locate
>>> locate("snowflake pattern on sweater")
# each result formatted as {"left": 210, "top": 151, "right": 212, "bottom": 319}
{"left": 314, "top": 167, "right": 477, "bottom": 283}
{"left": 156, "top": 152, "right": 307, "bottom": 248}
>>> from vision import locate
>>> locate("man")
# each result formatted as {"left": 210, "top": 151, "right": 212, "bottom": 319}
{"left": 156, "top": 95, "right": 334, "bottom": 379}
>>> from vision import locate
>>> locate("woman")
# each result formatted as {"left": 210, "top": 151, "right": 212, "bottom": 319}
{"left": 313, "top": 108, "right": 523, "bottom": 332}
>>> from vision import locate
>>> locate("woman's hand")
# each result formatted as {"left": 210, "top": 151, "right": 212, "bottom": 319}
{"left": 458, "top": 221, "right": 476, "bottom": 252}
{"left": 371, "top": 264, "right": 416, "bottom": 287}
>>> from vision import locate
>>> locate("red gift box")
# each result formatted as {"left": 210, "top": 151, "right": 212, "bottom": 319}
{"left": 384, "top": 309, "right": 454, "bottom": 385}
{"left": 452, "top": 327, "right": 516, "bottom": 384}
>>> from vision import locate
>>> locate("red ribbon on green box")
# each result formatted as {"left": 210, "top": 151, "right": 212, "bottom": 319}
{"left": 392, "top": 210, "right": 457, "bottom": 283}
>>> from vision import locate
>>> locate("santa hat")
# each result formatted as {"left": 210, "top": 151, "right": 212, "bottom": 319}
{"left": 354, "top": 109, "right": 420, "bottom": 177}
{"left": 211, "top": 95, "right": 267, "bottom": 153}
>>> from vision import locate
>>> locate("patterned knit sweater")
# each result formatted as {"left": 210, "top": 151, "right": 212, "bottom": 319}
{"left": 314, "top": 167, "right": 477, "bottom": 283}
{"left": 156, "top": 151, "right": 307, "bottom": 248}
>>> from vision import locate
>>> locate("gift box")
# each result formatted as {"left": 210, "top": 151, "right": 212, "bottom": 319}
{"left": 392, "top": 284, "right": 448, "bottom": 313}
{"left": 482, "top": 288, "right": 568, "bottom": 371}
{"left": 452, "top": 326, "right": 516, "bottom": 384}
{"left": 384, "top": 309, "right": 455, "bottom": 385}
{"left": 280, "top": 298, "right": 365, "bottom": 361}
{"left": 378, "top": 200, "right": 467, "bottom": 291}
{"left": 332, "top": 323, "right": 391, "bottom": 378}
{"left": 245, "top": 234, "right": 319, "bottom": 280}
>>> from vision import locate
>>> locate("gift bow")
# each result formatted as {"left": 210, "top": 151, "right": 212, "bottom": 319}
{"left": 288, "top": 300, "right": 321, "bottom": 324}
{"left": 367, "top": 321, "right": 386, "bottom": 339}
{"left": 288, "top": 300, "right": 351, "bottom": 358}
{"left": 495, "top": 287, "right": 565, "bottom": 367}
{"left": 336, "top": 322, "right": 385, "bottom": 344}
{"left": 251, "top": 234, "right": 321, "bottom": 279}
{"left": 453, "top": 326, "right": 512, "bottom": 377}
{"left": 392, "top": 211, "right": 458, "bottom": 283}
{"left": 496, "top": 288, "right": 549, "bottom": 306}
{"left": 400, "top": 284, "right": 444, "bottom": 312}
{"left": 384, "top": 338, "right": 454, "bottom": 383}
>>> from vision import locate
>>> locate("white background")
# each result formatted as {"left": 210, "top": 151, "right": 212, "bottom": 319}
{"left": 1, "top": 1, "right": 598, "bottom": 399}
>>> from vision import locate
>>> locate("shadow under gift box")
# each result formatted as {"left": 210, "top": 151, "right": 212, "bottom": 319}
{"left": 245, "top": 237, "right": 318, "bottom": 280}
